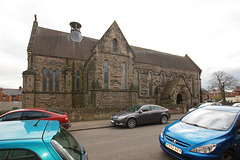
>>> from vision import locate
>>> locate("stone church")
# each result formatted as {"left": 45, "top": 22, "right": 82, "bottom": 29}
{"left": 22, "top": 16, "right": 202, "bottom": 114}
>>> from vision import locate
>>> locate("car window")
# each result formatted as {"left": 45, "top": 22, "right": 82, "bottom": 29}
{"left": 42, "top": 112, "right": 51, "bottom": 118}
{"left": 0, "top": 112, "right": 22, "bottom": 121}
{"left": 46, "top": 109, "right": 65, "bottom": 115}
{"left": 0, "top": 149, "right": 40, "bottom": 160}
{"left": 151, "top": 106, "right": 160, "bottom": 110}
{"left": 21, "top": 111, "right": 45, "bottom": 120}
{"left": 126, "top": 105, "right": 141, "bottom": 112}
{"left": 141, "top": 106, "right": 150, "bottom": 112}
{"left": 52, "top": 127, "right": 82, "bottom": 160}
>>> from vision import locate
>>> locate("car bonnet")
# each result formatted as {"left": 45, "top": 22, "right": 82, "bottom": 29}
{"left": 165, "top": 120, "right": 230, "bottom": 146}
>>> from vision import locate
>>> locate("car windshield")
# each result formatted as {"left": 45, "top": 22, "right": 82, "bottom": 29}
{"left": 181, "top": 108, "right": 238, "bottom": 131}
{"left": 52, "top": 127, "right": 82, "bottom": 160}
{"left": 126, "top": 105, "right": 142, "bottom": 112}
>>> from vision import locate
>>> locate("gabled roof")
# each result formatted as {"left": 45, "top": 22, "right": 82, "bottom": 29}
{"left": 32, "top": 27, "right": 98, "bottom": 60}
{"left": 3, "top": 89, "right": 22, "bottom": 96}
{"left": 28, "top": 21, "right": 201, "bottom": 72}
{"left": 132, "top": 46, "right": 201, "bottom": 71}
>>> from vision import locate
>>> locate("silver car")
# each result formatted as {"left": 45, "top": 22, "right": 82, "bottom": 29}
{"left": 111, "top": 104, "right": 171, "bottom": 128}
{"left": 188, "top": 102, "right": 222, "bottom": 112}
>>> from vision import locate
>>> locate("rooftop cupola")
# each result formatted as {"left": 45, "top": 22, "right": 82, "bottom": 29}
{"left": 69, "top": 22, "right": 83, "bottom": 42}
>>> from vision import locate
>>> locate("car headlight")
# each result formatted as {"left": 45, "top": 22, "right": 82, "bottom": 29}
{"left": 160, "top": 127, "right": 165, "bottom": 138}
{"left": 191, "top": 144, "right": 217, "bottom": 153}
{"left": 117, "top": 115, "right": 127, "bottom": 120}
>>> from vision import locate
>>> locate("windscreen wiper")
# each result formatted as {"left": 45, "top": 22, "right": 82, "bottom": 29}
{"left": 63, "top": 146, "right": 84, "bottom": 155}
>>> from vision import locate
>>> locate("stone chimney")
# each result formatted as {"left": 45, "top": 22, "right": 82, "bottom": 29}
{"left": 69, "top": 22, "right": 83, "bottom": 42}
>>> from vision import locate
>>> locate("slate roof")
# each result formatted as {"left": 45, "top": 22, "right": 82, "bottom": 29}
{"left": 3, "top": 89, "right": 22, "bottom": 96}
{"left": 30, "top": 25, "right": 201, "bottom": 72}
{"left": 32, "top": 27, "right": 98, "bottom": 60}
{"left": 132, "top": 46, "right": 200, "bottom": 71}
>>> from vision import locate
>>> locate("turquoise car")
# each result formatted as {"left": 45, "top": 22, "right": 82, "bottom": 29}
{"left": 0, "top": 120, "right": 88, "bottom": 160}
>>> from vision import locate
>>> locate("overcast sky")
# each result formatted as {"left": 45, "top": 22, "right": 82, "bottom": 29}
{"left": 0, "top": 0, "right": 240, "bottom": 89}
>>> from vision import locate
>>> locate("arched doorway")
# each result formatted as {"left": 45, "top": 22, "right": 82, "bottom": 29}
{"left": 177, "top": 94, "right": 182, "bottom": 104}
{"left": 176, "top": 91, "right": 189, "bottom": 113}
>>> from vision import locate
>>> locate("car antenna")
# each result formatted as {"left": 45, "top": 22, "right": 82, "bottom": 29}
{"left": 33, "top": 119, "right": 41, "bottom": 127}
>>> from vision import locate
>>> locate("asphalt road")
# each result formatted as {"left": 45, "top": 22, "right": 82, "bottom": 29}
{"left": 72, "top": 123, "right": 176, "bottom": 160}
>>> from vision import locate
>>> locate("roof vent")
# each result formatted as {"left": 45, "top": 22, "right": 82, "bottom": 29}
{"left": 69, "top": 22, "right": 83, "bottom": 42}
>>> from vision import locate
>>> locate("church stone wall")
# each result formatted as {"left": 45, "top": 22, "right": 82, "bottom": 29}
{"left": 23, "top": 20, "right": 201, "bottom": 120}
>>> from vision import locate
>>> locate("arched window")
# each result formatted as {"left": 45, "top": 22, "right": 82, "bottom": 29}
{"left": 192, "top": 77, "right": 195, "bottom": 95}
{"left": 49, "top": 69, "right": 53, "bottom": 92}
{"left": 171, "top": 73, "right": 175, "bottom": 80}
{"left": 135, "top": 70, "right": 139, "bottom": 91}
{"left": 148, "top": 72, "right": 153, "bottom": 96}
{"left": 113, "top": 39, "right": 117, "bottom": 52}
{"left": 43, "top": 68, "right": 47, "bottom": 92}
{"left": 160, "top": 72, "right": 164, "bottom": 84}
{"left": 76, "top": 70, "right": 80, "bottom": 92}
{"left": 122, "top": 63, "right": 126, "bottom": 89}
{"left": 104, "top": 60, "right": 108, "bottom": 89}
{"left": 55, "top": 69, "right": 59, "bottom": 92}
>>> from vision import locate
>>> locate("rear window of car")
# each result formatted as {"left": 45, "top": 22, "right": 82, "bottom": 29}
{"left": 51, "top": 127, "right": 82, "bottom": 160}
{"left": 181, "top": 108, "right": 238, "bottom": 131}
{"left": 0, "top": 149, "right": 40, "bottom": 160}
{"left": 46, "top": 109, "right": 65, "bottom": 115}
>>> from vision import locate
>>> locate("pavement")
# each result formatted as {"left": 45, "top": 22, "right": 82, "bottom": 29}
{"left": 68, "top": 113, "right": 186, "bottom": 132}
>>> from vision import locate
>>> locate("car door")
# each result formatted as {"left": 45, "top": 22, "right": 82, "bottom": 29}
{"left": 0, "top": 112, "right": 23, "bottom": 121}
{"left": 150, "top": 105, "right": 162, "bottom": 122}
{"left": 234, "top": 115, "right": 240, "bottom": 158}
{"left": 137, "top": 105, "right": 153, "bottom": 124}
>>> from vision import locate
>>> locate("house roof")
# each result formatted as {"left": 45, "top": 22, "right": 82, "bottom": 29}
{"left": 3, "top": 89, "right": 22, "bottom": 96}
{"left": 29, "top": 23, "right": 201, "bottom": 72}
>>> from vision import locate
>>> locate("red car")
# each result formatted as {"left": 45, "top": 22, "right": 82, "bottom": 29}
{"left": 0, "top": 108, "right": 71, "bottom": 129}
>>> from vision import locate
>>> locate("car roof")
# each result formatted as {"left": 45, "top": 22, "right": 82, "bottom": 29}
{"left": 0, "top": 120, "right": 59, "bottom": 141}
{"left": 204, "top": 105, "right": 240, "bottom": 113}
{"left": 2, "top": 108, "right": 47, "bottom": 114}
{"left": 199, "top": 102, "right": 221, "bottom": 107}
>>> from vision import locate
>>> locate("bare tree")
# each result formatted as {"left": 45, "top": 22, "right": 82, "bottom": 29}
{"left": 208, "top": 71, "right": 238, "bottom": 103}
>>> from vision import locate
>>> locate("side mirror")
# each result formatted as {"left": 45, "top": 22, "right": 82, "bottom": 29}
{"left": 138, "top": 110, "right": 143, "bottom": 114}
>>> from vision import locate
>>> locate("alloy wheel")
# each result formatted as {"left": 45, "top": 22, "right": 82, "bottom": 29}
{"left": 160, "top": 115, "right": 168, "bottom": 124}
{"left": 127, "top": 118, "right": 136, "bottom": 128}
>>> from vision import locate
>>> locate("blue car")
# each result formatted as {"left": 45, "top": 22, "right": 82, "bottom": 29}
{"left": 159, "top": 106, "right": 240, "bottom": 160}
{"left": 0, "top": 120, "right": 88, "bottom": 160}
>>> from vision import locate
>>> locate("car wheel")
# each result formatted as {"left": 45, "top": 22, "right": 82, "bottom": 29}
{"left": 127, "top": 118, "right": 137, "bottom": 128}
{"left": 160, "top": 115, "right": 168, "bottom": 124}
{"left": 221, "top": 150, "right": 235, "bottom": 160}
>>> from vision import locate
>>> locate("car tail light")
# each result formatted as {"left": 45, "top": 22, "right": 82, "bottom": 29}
{"left": 168, "top": 110, "right": 170, "bottom": 112}
{"left": 65, "top": 117, "right": 69, "bottom": 121}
